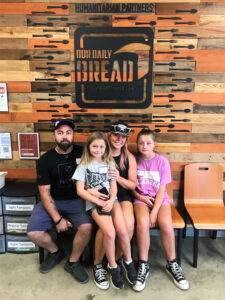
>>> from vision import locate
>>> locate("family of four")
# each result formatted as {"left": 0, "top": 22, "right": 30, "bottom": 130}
{"left": 27, "top": 119, "right": 189, "bottom": 292}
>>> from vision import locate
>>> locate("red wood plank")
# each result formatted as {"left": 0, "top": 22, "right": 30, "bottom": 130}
{"left": 153, "top": 93, "right": 225, "bottom": 104}
{"left": 154, "top": 50, "right": 225, "bottom": 71}
{"left": 2, "top": 169, "right": 36, "bottom": 179}
{"left": 6, "top": 82, "right": 31, "bottom": 93}
{"left": 0, "top": 3, "right": 69, "bottom": 15}
{"left": 191, "top": 143, "right": 225, "bottom": 153}
{"left": 28, "top": 38, "right": 73, "bottom": 50}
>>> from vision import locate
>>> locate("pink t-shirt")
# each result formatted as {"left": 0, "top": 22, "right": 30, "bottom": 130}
{"left": 134, "top": 153, "right": 171, "bottom": 206}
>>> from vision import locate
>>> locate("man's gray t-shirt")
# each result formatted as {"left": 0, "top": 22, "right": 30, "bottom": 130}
{"left": 72, "top": 161, "right": 114, "bottom": 211}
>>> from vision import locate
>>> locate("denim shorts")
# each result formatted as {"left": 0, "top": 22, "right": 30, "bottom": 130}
{"left": 27, "top": 198, "right": 92, "bottom": 232}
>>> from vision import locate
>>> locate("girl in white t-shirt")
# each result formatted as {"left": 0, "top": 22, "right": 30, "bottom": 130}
{"left": 73, "top": 131, "right": 136, "bottom": 290}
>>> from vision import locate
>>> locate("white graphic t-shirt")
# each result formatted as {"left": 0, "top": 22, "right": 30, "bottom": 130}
{"left": 72, "top": 161, "right": 114, "bottom": 210}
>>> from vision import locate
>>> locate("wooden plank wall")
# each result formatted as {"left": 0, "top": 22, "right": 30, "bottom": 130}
{"left": 0, "top": 0, "right": 225, "bottom": 205}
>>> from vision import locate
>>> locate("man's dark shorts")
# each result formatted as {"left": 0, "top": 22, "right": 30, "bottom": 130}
{"left": 27, "top": 198, "right": 92, "bottom": 232}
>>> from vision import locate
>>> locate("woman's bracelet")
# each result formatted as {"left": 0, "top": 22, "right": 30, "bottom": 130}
{"left": 54, "top": 216, "right": 63, "bottom": 226}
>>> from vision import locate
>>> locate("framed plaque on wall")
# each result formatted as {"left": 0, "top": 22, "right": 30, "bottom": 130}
{"left": 17, "top": 133, "right": 40, "bottom": 160}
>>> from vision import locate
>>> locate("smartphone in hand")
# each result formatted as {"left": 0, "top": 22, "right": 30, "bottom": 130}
{"left": 98, "top": 187, "right": 109, "bottom": 196}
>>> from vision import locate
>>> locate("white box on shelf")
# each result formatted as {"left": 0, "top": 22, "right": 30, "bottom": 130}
{"left": 0, "top": 172, "right": 7, "bottom": 189}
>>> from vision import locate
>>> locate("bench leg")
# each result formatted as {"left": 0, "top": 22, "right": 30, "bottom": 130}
{"left": 39, "top": 247, "right": 45, "bottom": 264}
{"left": 193, "top": 228, "right": 199, "bottom": 268}
{"left": 183, "top": 209, "right": 188, "bottom": 238}
{"left": 176, "top": 228, "right": 183, "bottom": 266}
{"left": 212, "top": 230, "right": 217, "bottom": 239}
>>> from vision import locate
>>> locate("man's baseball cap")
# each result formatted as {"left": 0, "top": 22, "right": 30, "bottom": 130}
{"left": 54, "top": 119, "right": 75, "bottom": 131}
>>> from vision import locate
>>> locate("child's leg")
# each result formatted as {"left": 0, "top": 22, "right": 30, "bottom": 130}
{"left": 114, "top": 201, "right": 134, "bottom": 260}
{"left": 134, "top": 203, "right": 150, "bottom": 261}
{"left": 120, "top": 201, "right": 135, "bottom": 241}
{"left": 92, "top": 210, "right": 116, "bottom": 267}
{"left": 157, "top": 205, "right": 176, "bottom": 261}
{"left": 94, "top": 228, "right": 105, "bottom": 265}
{"left": 112, "top": 202, "right": 132, "bottom": 261}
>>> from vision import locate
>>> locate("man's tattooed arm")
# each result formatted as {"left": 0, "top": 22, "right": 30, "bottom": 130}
{"left": 39, "top": 185, "right": 61, "bottom": 222}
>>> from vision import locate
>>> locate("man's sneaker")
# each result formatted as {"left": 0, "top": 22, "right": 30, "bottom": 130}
{"left": 40, "top": 248, "right": 65, "bottom": 274}
{"left": 122, "top": 260, "right": 137, "bottom": 285}
{"left": 93, "top": 264, "right": 109, "bottom": 290}
{"left": 133, "top": 261, "right": 150, "bottom": 292}
{"left": 64, "top": 260, "right": 89, "bottom": 284}
{"left": 166, "top": 260, "right": 189, "bottom": 290}
{"left": 107, "top": 264, "right": 124, "bottom": 289}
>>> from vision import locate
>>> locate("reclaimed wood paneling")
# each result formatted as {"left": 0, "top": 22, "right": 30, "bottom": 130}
{"left": 0, "top": 0, "right": 225, "bottom": 193}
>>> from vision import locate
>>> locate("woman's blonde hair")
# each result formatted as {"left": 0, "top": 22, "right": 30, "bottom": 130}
{"left": 79, "top": 131, "right": 114, "bottom": 167}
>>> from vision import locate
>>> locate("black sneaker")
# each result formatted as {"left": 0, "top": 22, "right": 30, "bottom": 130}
{"left": 122, "top": 260, "right": 137, "bottom": 285}
{"left": 40, "top": 248, "right": 65, "bottom": 274}
{"left": 93, "top": 264, "right": 109, "bottom": 290}
{"left": 133, "top": 261, "right": 149, "bottom": 292}
{"left": 116, "top": 258, "right": 123, "bottom": 277}
{"left": 107, "top": 264, "right": 124, "bottom": 289}
{"left": 64, "top": 260, "right": 89, "bottom": 284}
{"left": 166, "top": 260, "right": 189, "bottom": 290}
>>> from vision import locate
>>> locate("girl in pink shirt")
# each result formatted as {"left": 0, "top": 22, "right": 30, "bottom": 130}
{"left": 132, "top": 128, "right": 189, "bottom": 292}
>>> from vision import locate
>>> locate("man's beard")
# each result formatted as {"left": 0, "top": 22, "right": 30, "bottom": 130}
{"left": 56, "top": 140, "right": 73, "bottom": 152}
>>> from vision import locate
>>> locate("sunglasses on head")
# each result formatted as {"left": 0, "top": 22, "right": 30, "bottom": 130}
{"left": 111, "top": 124, "right": 131, "bottom": 136}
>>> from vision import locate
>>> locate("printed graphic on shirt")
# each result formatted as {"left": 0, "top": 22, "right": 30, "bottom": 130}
{"left": 58, "top": 162, "right": 76, "bottom": 188}
{"left": 86, "top": 168, "right": 108, "bottom": 189}
{"left": 137, "top": 170, "right": 160, "bottom": 189}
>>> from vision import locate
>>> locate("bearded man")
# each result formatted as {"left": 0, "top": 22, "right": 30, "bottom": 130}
{"left": 27, "top": 119, "right": 92, "bottom": 284}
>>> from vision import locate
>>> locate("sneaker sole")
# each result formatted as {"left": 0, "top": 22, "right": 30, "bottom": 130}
{"left": 64, "top": 263, "right": 89, "bottom": 284}
{"left": 132, "top": 271, "right": 149, "bottom": 292}
{"left": 94, "top": 279, "right": 110, "bottom": 290}
{"left": 122, "top": 261, "right": 136, "bottom": 285}
{"left": 166, "top": 269, "right": 189, "bottom": 290}
{"left": 109, "top": 276, "right": 124, "bottom": 290}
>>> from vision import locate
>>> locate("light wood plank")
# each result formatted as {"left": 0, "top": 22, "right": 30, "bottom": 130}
{"left": 0, "top": 123, "right": 34, "bottom": 141}
{"left": 156, "top": 3, "right": 225, "bottom": 14}
{"left": 192, "top": 124, "right": 225, "bottom": 134}
{"left": 0, "top": 160, "right": 36, "bottom": 169}
{"left": 195, "top": 83, "right": 225, "bottom": 93}
{"left": 156, "top": 143, "right": 191, "bottom": 152}
{"left": 198, "top": 39, "right": 225, "bottom": 49}
{"left": 0, "top": 26, "right": 69, "bottom": 39}
{"left": 9, "top": 103, "right": 32, "bottom": 112}
{"left": 0, "top": 60, "right": 29, "bottom": 71}
{"left": 8, "top": 93, "right": 72, "bottom": 103}
{"left": 0, "top": 15, "right": 26, "bottom": 26}
{"left": 200, "top": 15, "right": 225, "bottom": 27}
{"left": 0, "top": 71, "right": 71, "bottom": 82}
{"left": 162, "top": 152, "right": 225, "bottom": 163}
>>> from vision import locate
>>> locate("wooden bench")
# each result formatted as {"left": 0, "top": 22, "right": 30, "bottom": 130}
{"left": 184, "top": 163, "right": 225, "bottom": 267}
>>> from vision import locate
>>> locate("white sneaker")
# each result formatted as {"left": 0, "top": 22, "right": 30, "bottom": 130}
{"left": 93, "top": 264, "right": 109, "bottom": 290}
{"left": 133, "top": 261, "right": 149, "bottom": 292}
{"left": 166, "top": 260, "right": 189, "bottom": 290}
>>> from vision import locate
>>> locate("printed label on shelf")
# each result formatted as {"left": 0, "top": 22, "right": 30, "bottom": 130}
{"left": 7, "top": 223, "right": 27, "bottom": 230}
{"left": 5, "top": 204, "right": 34, "bottom": 211}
